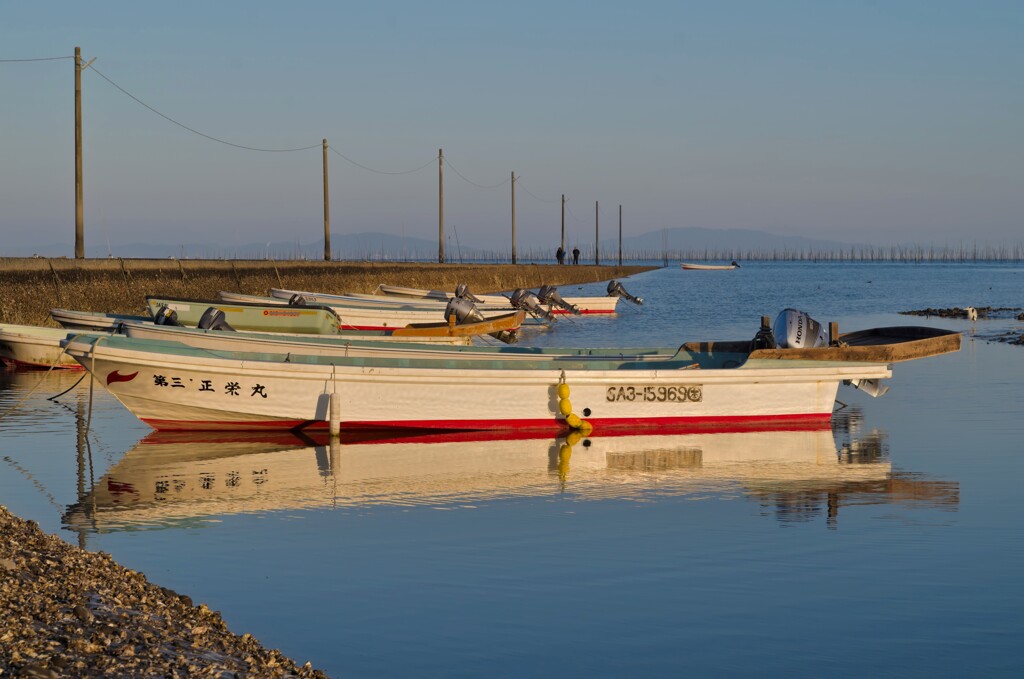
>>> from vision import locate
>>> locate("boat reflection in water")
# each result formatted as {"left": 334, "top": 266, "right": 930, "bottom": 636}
{"left": 64, "top": 410, "right": 958, "bottom": 533}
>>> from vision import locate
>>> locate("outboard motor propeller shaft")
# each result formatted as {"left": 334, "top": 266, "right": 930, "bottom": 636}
{"left": 606, "top": 280, "right": 644, "bottom": 306}
{"left": 537, "top": 285, "right": 580, "bottom": 314}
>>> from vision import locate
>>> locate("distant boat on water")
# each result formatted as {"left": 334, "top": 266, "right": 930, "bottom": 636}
{"left": 681, "top": 261, "right": 740, "bottom": 270}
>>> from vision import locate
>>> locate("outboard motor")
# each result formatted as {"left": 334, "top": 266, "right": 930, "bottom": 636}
{"left": 509, "top": 288, "right": 556, "bottom": 322}
{"left": 444, "top": 297, "right": 486, "bottom": 325}
{"left": 288, "top": 294, "right": 308, "bottom": 307}
{"left": 198, "top": 307, "right": 236, "bottom": 332}
{"left": 537, "top": 285, "right": 580, "bottom": 314}
{"left": 153, "top": 305, "right": 181, "bottom": 326}
{"left": 773, "top": 308, "right": 828, "bottom": 349}
{"left": 606, "top": 280, "right": 644, "bottom": 306}
{"left": 445, "top": 297, "right": 518, "bottom": 344}
{"left": 453, "top": 283, "right": 483, "bottom": 303}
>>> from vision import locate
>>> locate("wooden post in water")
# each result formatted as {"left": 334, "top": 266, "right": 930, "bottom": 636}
{"left": 595, "top": 201, "right": 600, "bottom": 265}
{"left": 511, "top": 171, "right": 517, "bottom": 264}
{"left": 618, "top": 204, "right": 623, "bottom": 266}
{"left": 829, "top": 321, "right": 840, "bottom": 346}
{"left": 560, "top": 194, "right": 566, "bottom": 252}
{"left": 74, "top": 47, "right": 84, "bottom": 259}
{"left": 322, "top": 139, "right": 331, "bottom": 261}
{"left": 438, "top": 148, "right": 445, "bottom": 263}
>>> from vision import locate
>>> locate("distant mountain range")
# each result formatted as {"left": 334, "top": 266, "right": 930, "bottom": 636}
{"left": 3, "top": 227, "right": 866, "bottom": 260}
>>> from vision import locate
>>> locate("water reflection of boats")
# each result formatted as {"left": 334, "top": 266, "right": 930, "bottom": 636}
{"left": 64, "top": 421, "right": 958, "bottom": 532}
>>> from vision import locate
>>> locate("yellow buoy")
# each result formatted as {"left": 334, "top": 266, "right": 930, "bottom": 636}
{"left": 557, "top": 383, "right": 571, "bottom": 400}
{"left": 559, "top": 398, "right": 573, "bottom": 416}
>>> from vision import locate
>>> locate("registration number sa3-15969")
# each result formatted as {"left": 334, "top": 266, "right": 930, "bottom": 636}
{"left": 605, "top": 385, "right": 703, "bottom": 403}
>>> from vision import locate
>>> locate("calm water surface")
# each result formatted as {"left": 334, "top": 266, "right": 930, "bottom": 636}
{"left": 2, "top": 262, "right": 1022, "bottom": 677}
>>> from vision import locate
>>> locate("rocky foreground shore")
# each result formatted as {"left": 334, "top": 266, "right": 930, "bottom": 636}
{"left": 0, "top": 506, "right": 327, "bottom": 678}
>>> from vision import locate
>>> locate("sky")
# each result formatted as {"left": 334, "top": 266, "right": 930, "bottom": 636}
{"left": 2, "top": 0, "right": 1022, "bottom": 256}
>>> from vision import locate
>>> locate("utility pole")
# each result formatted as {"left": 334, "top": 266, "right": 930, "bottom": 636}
{"left": 560, "top": 194, "right": 565, "bottom": 252}
{"left": 438, "top": 148, "right": 444, "bottom": 263}
{"left": 618, "top": 204, "right": 623, "bottom": 266}
{"left": 74, "top": 47, "right": 84, "bottom": 259}
{"left": 595, "top": 200, "right": 600, "bottom": 266}
{"left": 511, "top": 171, "right": 517, "bottom": 264}
{"left": 322, "top": 139, "right": 331, "bottom": 261}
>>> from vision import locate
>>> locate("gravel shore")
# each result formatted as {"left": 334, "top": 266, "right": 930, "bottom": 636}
{"left": 0, "top": 505, "right": 328, "bottom": 678}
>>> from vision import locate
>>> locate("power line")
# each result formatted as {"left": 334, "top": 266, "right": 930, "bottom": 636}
{"left": 0, "top": 56, "right": 74, "bottom": 62}
{"left": 89, "top": 65, "right": 320, "bottom": 152}
{"left": 329, "top": 147, "right": 436, "bottom": 175}
{"left": 444, "top": 156, "right": 509, "bottom": 189}
{"left": 515, "top": 177, "right": 559, "bottom": 204}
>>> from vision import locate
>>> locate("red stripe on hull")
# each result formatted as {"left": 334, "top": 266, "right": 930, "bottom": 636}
{"left": 140, "top": 412, "right": 832, "bottom": 434}
{"left": 0, "top": 357, "right": 84, "bottom": 370}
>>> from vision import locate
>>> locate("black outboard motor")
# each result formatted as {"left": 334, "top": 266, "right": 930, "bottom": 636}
{"left": 153, "top": 305, "right": 181, "bottom": 326}
{"left": 509, "top": 288, "right": 556, "bottom": 322}
{"left": 445, "top": 297, "right": 518, "bottom": 344}
{"left": 288, "top": 294, "right": 307, "bottom": 307}
{"left": 198, "top": 307, "right": 236, "bottom": 332}
{"left": 537, "top": 285, "right": 580, "bottom": 314}
{"left": 606, "top": 280, "right": 644, "bottom": 306}
{"left": 454, "top": 283, "right": 483, "bottom": 303}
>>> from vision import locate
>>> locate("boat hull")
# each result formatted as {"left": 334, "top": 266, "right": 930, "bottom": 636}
{"left": 0, "top": 324, "right": 85, "bottom": 369}
{"left": 64, "top": 336, "right": 890, "bottom": 433}
{"left": 372, "top": 284, "right": 619, "bottom": 314}
{"left": 681, "top": 263, "right": 738, "bottom": 270}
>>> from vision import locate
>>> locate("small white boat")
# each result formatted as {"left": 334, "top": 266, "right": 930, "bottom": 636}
{"left": 120, "top": 321, "right": 681, "bottom": 362}
{"left": 373, "top": 284, "right": 622, "bottom": 315}
{"left": 51, "top": 308, "right": 151, "bottom": 332}
{"left": 65, "top": 332, "right": 903, "bottom": 433}
{"left": 0, "top": 323, "right": 94, "bottom": 369}
{"left": 681, "top": 262, "right": 740, "bottom": 270}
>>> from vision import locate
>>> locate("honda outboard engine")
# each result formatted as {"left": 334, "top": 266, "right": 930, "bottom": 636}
{"left": 537, "top": 285, "right": 580, "bottom": 314}
{"left": 198, "top": 307, "right": 236, "bottom": 332}
{"left": 453, "top": 283, "right": 483, "bottom": 303}
{"left": 606, "top": 280, "right": 644, "bottom": 306}
{"left": 288, "top": 294, "right": 307, "bottom": 307}
{"left": 444, "top": 297, "right": 518, "bottom": 344}
{"left": 509, "top": 288, "right": 556, "bottom": 322}
{"left": 773, "top": 308, "right": 827, "bottom": 349}
{"left": 153, "top": 305, "right": 181, "bottom": 326}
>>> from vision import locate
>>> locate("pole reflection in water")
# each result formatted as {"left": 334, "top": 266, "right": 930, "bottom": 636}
{"left": 64, "top": 414, "right": 959, "bottom": 534}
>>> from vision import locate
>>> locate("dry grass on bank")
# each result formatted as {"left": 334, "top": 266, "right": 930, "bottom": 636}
{"left": 0, "top": 260, "right": 654, "bottom": 326}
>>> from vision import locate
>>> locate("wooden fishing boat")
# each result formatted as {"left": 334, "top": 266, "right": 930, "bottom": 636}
{"left": 120, "top": 320, "right": 676, "bottom": 361}
{"left": 65, "top": 425, "right": 918, "bottom": 532}
{"left": 148, "top": 294, "right": 521, "bottom": 333}
{"left": 0, "top": 324, "right": 91, "bottom": 369}
{"left": 64, "top": 330, "right": 909, "bottom": 433}
{"left": 686, "top": 326, "right": 962, "bottom": 364}
{"left": 372, "top": 284, "right": 621, "bottom": 314}
{"left": 51, "top": 308, "right": 151, "bottom": 332}
{"left": 681, "top": 262, "right": 739, "bottom": 270}
{"left": 146, "top": 296, "right": 343, "bottom": 334}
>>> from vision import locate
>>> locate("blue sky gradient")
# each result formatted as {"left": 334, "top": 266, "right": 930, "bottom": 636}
{"left": 3, "top": 1, "right": 1022, "bottom": 255}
